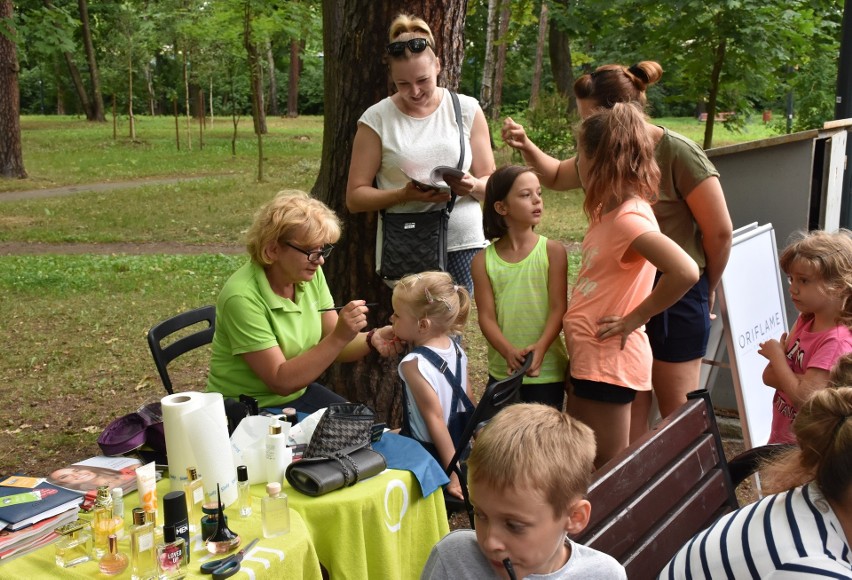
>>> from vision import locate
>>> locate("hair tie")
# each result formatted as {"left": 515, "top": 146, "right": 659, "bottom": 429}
{"left": 627, "top": 64, "right": 649, "bottom": 84}
{"left": 453, "top": 285, "right": 459, "bottom": 292}
{"left": 423, "top": 287, "right": 434, "bottom": 304}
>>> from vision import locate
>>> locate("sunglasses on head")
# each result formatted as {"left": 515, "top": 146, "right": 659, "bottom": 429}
{"left": 386, "top": 38, "right": 430, "bottom": 57}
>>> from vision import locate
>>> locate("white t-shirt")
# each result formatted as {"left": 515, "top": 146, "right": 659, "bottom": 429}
{"left": 398, "top": 342, "right": 468, "bottom": 444}
{"left": 358, "top": 89, "right": 488, "bottom": 269}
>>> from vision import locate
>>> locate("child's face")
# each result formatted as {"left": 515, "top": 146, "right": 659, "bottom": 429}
{"left": 390, "top": 295, "right": 421, "bottom": 343}
{"left": 471, "top": 478, "right": 576, "bottom": 578}
{"left": 498, "top": 172, "right": 543, "bottom": 227}
{"left": 787, "top": 260, "right": 838, "bottom": 318}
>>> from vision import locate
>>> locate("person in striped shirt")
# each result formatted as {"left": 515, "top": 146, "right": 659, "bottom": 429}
{"left": 659, "top": 368, "right": 852, "bottom": 579}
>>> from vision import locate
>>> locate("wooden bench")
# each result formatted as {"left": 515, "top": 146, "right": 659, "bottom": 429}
{"left": 574, "top": 390, "right": 753, "bottom": 579}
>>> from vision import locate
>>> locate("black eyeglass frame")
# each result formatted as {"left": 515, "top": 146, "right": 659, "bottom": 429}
{"left": 386, "top": 38, "right": 431, "bottom": 57}
{"left": 284, "top": 241, "right": 334, "bottom": 263}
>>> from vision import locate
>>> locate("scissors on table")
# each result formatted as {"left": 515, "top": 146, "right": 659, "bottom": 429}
{"left": 200, "top": 538, "right": 260, "bottom": 579}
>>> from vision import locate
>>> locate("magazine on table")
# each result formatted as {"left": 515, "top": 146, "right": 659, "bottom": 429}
{"left": 45, "top": 456, "right": 142, "bottom": 502}
{"left": 0, "top": 479, "right": 82, "bottom": 531}
{"left": 0, "top": 507, "right": 79, "bottom": 560}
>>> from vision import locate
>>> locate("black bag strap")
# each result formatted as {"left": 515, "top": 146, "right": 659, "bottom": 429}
{"left": 410, "top": 342, "right": 475, "bottom": 415}
{"left": 446, "top": 91, "right": 464, "bottom": 213}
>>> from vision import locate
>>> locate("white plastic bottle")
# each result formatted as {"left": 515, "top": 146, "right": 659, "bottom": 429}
{"left": 265, "top": 419, "right": 292, "bottom": 484}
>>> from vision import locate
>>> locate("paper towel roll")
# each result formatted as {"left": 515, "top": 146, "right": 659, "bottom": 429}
{"left": 161, "top": 392, "right": 238, "bottom": 507}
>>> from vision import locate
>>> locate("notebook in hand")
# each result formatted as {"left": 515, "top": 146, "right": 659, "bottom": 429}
{"left": 0, "top": 481, "right": 82, "bottom": 531}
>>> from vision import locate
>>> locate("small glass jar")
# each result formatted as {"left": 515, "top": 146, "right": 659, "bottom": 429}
{"left": 54, "top": 520, "right": 93, "bottom": 568}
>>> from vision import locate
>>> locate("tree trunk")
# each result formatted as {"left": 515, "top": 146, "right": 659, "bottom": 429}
{"left": 0, "top": 0, "right": 26, "bottom": 178}
{"left": 480, "top": 0, "right": 498, "bottom": 115}
{"left": 315, "top": 0, "right": 467, "bottom": 425}
{"left": 287, "top": 39, "right": 301, "bottom": 118}
{"left": 703, "top": 37, "right": 727, "bottom": 150}
{"left": 243, "top": 0, "right": 265, "bottom": 179}
{"left": 491, "top": 0, "right": 511, "bottom": 120}
{"left": 128, "top": 53, "right": 136, "bottom": 140}
{"left": 548, "top": 4, "right": 575, "bottom": 112}
{"left": 530, "top": 2, "right": 548, "bottom": 109}
{"left": 144, "top": 61, "right": 156, "bottom": 115}
{"left": 77, "top": 0, "right": 105, "bottom": 121}
{"left": 182, "top": 46, "right": 192, "bottom": 150}
{"left": 266, "top": 40, "right": 278, "bottom": 116}
{"left": 53, "top": 53, "right": 66, "bottom": 114}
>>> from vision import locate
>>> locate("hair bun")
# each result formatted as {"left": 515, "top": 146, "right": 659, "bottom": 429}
{"left": 627, "top": 64, "right": 649, "bottom": 84}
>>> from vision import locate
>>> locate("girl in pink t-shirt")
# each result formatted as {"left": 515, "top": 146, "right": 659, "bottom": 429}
{"left": 565, "top": 103, "right": 698, "bottom": 468}
{"left": 759, "top": 229, "right": 852, "bottom": 444}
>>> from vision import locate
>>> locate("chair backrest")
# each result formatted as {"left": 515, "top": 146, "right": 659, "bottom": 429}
{"left": 146, "top": 305, "right": 216, "bottom": 395}
{"left": 574, "top": 389, "right": 739, "bottom": 580}
{"left": 445, "top": 352, "right": 533, "bottom": 525}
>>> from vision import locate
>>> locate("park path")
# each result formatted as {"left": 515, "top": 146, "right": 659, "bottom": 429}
{"left": 0, "top": 175, "right": 244, "bottom": 256}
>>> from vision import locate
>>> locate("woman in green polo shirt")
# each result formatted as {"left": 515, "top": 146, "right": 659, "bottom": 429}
{"left": 207, "top": 190, "right": 399, "bottom": 413}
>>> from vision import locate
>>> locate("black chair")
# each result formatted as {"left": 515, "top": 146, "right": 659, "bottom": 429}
{"left": 147, "top": 305, "right": 216, "bottom": 395}
{"left": 445, "top": 352, "right": 533, "bottom": 527}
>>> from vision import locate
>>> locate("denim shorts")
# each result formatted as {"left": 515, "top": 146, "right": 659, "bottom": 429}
{"left": 646, "top": 272, "right": 711, "bottom": 363}
{"left": 570, "top": 376, "right": 637, "bottom": 404}
{"left": 447, "top": 248, "right": 481, "bottom": 298}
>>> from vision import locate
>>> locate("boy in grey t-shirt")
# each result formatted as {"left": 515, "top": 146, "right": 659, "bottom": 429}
{"left": 421, "top": 404, "right": 625, "bottom": 579}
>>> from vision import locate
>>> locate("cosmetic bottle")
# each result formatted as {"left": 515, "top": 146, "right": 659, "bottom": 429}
{"left": 207, "top": 484, "right": 241, "bottom": 554}
{"left": 129, "top": 507, "right": 157, "bottom": 580}
{"left": 182, "top": 466, "right": 204, "bottom": 533}
{"left": 265, "top": 419, "right": 292, "bottom": 484}
{"left": 237, "top": 465, "right": 252, "bottom": 518}
{"left": 110, "top": 487, "right": 125, "bottom": 539}
{"left": 98, "top": 534, "right": 129, "bottom": 576}
{"left": 145, "top": 509, "right": 163, "bottom": 546}
{"left": 54, "top": 519, "right": 92, "bottom": 568}
{"left": 261, "top": 482, "right": 290, "bottom": 538}
{"left": 200, "top": 503, "right": 221, "bottom": 542}
{"left": 157, "top": 525, "right": 187, "bottom": 580}
{"left": 163, "top": 491, "right": 190, "bottom": 564}
{"left": 92, "top": 485, "right": 115, "bottom": 558}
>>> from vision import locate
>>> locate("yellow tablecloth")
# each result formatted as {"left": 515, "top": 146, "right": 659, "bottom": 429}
{"left": 1, "top": 478, "right": 322, "bottom": 580}
{"left": 283, "top": 468, "right": 449, "bottom": 580}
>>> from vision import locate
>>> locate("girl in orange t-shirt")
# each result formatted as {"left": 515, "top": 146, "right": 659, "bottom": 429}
{"left": 565, "top": 103, "right": 698, "bottom": 468}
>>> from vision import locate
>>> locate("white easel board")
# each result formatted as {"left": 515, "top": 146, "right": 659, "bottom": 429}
{"left": 716, "top": 223, "right": 788, "bottom": 448}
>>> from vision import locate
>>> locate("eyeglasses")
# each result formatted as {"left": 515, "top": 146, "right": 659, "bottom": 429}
{"left": 386, "top": 38, "right": 430, "bottom": 57}
{"left": 284, "top": 242, "right": 334, "bottom": 263}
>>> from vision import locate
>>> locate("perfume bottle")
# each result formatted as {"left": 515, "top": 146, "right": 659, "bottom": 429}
{"left": 54, "top": 519, "right": 92, "bottom": 568}
{"left": 261, "top": 482, "right": 290, "bottom": 538}
{"left": 98, "top": 534, "right": 129, "bottom": 576}
{"left": 129, "top": 507, "right": 157, "bottom": 580}
{"left": 110, "top": 487, "right": 125, "bottom": 539}
{"left": 237, "top": 465, "right": 252, "bottom": 518}
{"left": 265, "top": 419, "right": 291, "bottom": 484}
{"left": 182, "top": 466, "right": 204, "bottom": 533}
{"left": 145, "top": 509, "right": 164, "bottom": 547}
{"left": 206, "top": 484, "right": 240, "bottom": 554}
{"left": 163, "top": 491, "right": 190, "bottom": 564}
{"left": 157, "top": 524, "right": 187, "bottom": 579}
{"left": 92, "top": 485, "right": 116, "bottom": 558}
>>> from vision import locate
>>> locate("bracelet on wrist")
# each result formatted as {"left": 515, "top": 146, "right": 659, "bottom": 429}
{"left": 366, "top": 328, "right": 379, "bottom": 354}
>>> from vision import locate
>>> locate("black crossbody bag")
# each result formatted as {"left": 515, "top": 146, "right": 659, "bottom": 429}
{"left": 379, "top": 92, "right": 465, "bottom": 281}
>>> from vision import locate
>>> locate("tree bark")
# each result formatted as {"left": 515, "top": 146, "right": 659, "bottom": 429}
{"left": 266, "top": 40, "right": 278, "bottom": 116}
{"left": 548, "top": 3, "right": 575, "bottom": 112}
{"left": 0, "top": 0, "right": 26, "bottom": 178}
{"left": 480, "top": 0, "right": 498, "bottom": 115}
{"left": 491, "top": 0, "right": 511, "bottom": 120}
{"left": 243, "top": 1, "right": 267, "bottom": 137}
{"left": 530, "top": 2, "right": 548, "bottom": 109}
{"left": 77, "top": 0, "right": 105, "bottom": 121}
{"left": 287, "top": 39, "right": 302, "bottom": 118}
{"left": 316, "top": 0, "right": 467, "bottom": 424}
{"left": 703, "top": 37, "right": 727, "bottom": 149}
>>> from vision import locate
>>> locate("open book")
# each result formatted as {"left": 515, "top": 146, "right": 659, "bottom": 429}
{"left": 45, "top": 456, "right": 142, "bottom": 502}
{"left": 404, "top": 166, "right": 466, "bottom": 192}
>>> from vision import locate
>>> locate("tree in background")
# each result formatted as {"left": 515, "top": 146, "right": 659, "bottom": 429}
{"left": 0, "top": 0, "right": 27, "bottom": 178}
{"left": 77, "top": 0, "right": 105, "bottom": 121}
{"left": 315, "top": 0, "right": 467, "bottom": 418}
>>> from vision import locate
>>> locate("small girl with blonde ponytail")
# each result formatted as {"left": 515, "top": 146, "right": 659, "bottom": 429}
{"left": 392, "top": 271, "right": 473, "bottom": 500}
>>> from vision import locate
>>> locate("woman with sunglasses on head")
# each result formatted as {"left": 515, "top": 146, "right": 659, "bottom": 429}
{"left": 503, "top": 61, "right": 732, "bottom": 434}
{"left": 346, "top": 13, "right": 496, "bottom": 294}
{"left": 206, "top": 190, "right": 400, "bottom": 414}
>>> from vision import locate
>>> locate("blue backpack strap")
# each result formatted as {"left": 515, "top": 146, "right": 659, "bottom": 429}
{"left": 410, "top": 344, "right": 474, "bottom": 413}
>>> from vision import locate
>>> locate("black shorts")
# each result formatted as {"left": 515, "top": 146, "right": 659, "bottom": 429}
{"left": 570, "top": 376, "right": 637, "bottom": 404}
{"left": 488, "top": 376, "right": 565, "bottom": 410}
{"left": 262, "top": 382, "right": 346, "bottom": 415}
{"left": 646, "top": 272, "right": 711, "bottom": 362}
